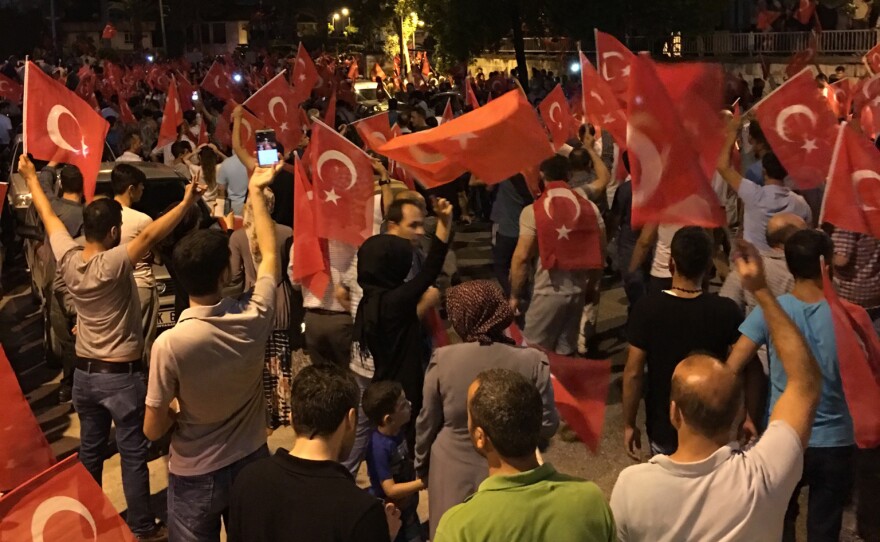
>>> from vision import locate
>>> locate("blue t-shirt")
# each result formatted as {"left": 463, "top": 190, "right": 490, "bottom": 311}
{"left": 217, "top": 154, "right": 249, "bottom": 215}
{"left": 745, "top": 160, "right": 764, "bottom": 187}
{"left": 738, "top": 179, "right": 813, "bottom": 252}
{"left": 739, "top": 294, "right": 854, "bottom": 448}
{"left": 365, "top": 430, "right": 417, "bottom": 509}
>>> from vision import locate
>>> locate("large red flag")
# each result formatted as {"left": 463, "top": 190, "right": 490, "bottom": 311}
{"left": 579, "top": 52, "right": 626, "bottom": 146}
{"left": 595, "top": 29, "right": 636, "bottom": 106}
{"left": 753, "top": 67, "right": 837, "bottom": 189}
{"left": 378, "top": 90, "right": 553, "bottom": 187}
{"left": 822, "top": 123, "right": 880, "bottom": 238}
{"left": 309, "top": 119, "right": 375, "bottom": 246}
{"left": 538, "top": 84, "right": 577, "bottom": 150}
{"left": 156, "top": 78, "right": 182, "bottom": 149}
{"left": 292, "top": 43, "right": 319, "bottom": 96}
{"left": 292, "top": 154, "right": 330, "bottom": 297}
{"left": 785, "top": 31, "right": 819, "bottom": 78}
{"left": 0, "top": 345, "right": 55, "bottom": 492}
{"left": 175, "top": 72, "right": 195, "bottom": 112}
{"left": 626, "top": 55, "right": 724, "bottom": 228}
{"left": 352, "top": 111, "right": 392, "bottom": 153}
{"left": 24, "top": 61, "right": 109, "bottom": 202}
{"left": 822, "top": 266, "right": 880, "bottom": 448}
{"left": 0, "top": 72, "right": 23, "bottom": 102}
{"left": 757, "top": 8, "right": 781, "bottom": 31}
{"left": 796, "top": 0, "right": 817, "bottom": 25}
{"left": 200, "top": 61, "right": 243, "bottom": 102}
{"left": 237, "top": 105, "right": 267, "bottom": 155}
{"left": 243, "top": 71, "right": 302, "bottom": 151}
{"left": 865, "top": 43, "right": 880, "bottom": 75}
{"left": 0, "top": 455, "right": 137, "bottom": 541}
{"left": 533, "top": 181, "right": 603, "bottom": 270}
{"left": 442, "top": 98, "right": 454, "bottom": 124}
{"left": 831, "top": 78, "right": 855, "bottom": 119}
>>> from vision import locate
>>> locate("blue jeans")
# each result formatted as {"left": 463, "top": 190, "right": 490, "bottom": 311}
{"left": 167, "top": 444, "right": 269, "bottom": 542}
{"left": 342, "top": 372, "right": 373, "bottom": 476}
{"left": 72, "top": 369, "right": 155, "bottom": 536}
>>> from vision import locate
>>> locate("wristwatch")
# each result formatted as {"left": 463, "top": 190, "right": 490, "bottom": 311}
{"left": 378, "top": 178, "right": 391, "bottom": 186}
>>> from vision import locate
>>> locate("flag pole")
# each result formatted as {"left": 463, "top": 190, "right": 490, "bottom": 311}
{"left": 22, "top": 60, "right": 28, "bottom": 156}
{"left": 818, "top": 121, "right": 846, "bottom": 225}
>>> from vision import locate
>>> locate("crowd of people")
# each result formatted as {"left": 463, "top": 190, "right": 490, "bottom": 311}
{"left": 1, "top": 42, "right": 879, "bottom": 542}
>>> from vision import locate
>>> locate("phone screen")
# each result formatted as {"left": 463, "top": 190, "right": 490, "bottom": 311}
{"left": 256, "top": 129, "right": 279, "bottom": 167}
{"left": 191, "top": 91, "right": 199, "bottom": 101}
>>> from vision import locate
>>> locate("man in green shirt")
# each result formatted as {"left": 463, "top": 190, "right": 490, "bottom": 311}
{"left": 434, "top": 368, "right": 615, "bottom": 542}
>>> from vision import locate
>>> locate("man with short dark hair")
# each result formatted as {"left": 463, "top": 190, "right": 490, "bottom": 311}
{"left": 434, "top": 368, "right": 614, "bottom": 541}
{"left": 729, "top": 230, "right": 855, "bottom": 542}
{"left": 112, "top": 163, "right": 158, "bottom": 362}
{"left": 612, "top": 240, "right": 823, "bottom": 541}
{"left": 20, "top": 154, "right": 202, "bottom": 541}
{"left": 623, "top": 226, "right": 743, "bottom": 457}
{"left": 228, "top": 365, "right": 397, "bottom": 542}
{"left": 744, "top": 121, "right": 770, "bottom": 186}
{"left": 144, "top": 166, "right": 279, "bottom": 542}
{"left": 117, "top": 132, "right": 144, "bottom": 162}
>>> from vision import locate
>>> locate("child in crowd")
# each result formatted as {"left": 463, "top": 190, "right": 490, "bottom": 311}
{"left": 363, "top": 381, "right": 425, "bottom": 542}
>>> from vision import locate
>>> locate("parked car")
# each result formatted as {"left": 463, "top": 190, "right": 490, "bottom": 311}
{"left": 354, "top": 80, "right": 389, "bottom": 113}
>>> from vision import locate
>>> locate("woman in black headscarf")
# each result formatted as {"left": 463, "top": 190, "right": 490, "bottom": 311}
{"left": 353, "top": 197, "right": 453, "bottom": 420}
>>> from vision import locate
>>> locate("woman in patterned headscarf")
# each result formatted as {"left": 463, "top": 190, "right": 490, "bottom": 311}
{"left": 414, "top": 280, "right": 560, "bottom": 538}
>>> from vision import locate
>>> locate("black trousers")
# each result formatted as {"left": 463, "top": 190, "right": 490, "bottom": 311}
{"left": 856, "top": 446, "right": 880, "bottom": 541}
{"left": 783, "top": 445, "right": 855, "bottom": 542}
{"left": 492, "top": 232, "right": 518, "bottom": 297}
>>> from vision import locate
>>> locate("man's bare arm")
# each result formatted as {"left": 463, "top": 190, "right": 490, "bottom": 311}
{"left": 248, "top": 165, "right": 280, "bottom": 282}
{"left": 19, "top": 155, "right": 66, "bottom": 238}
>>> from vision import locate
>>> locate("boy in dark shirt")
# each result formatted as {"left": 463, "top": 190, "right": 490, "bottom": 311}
{"left": 364, "top": 381, "right": 425, "bottom": 542}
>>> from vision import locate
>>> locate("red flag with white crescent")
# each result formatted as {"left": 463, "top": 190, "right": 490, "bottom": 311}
{"left": 237, "top": 105, "right": 267, "bottom": 155}
{"left": 831, "top": 78, "right": 855, "bottom": 119}
{"left": 538, "top": 84, "right": 577, "bottom": 150}
{"left": 24, "top": 61, "right": 109, "bottom": 202}
{"left": 580, "top": 52, "right": 626, "bottom": 146}
{"left": 533, "top": 181, "right": 603, "bottom": 270}
{"left": 309, "top": 119, "right": 375, "bottom": 246}
{"left": 865, "top": 43, "right": 880, "bottom": 76}
{"left": 822, "top": 123, "right": 880, "bottom": 238}
{"left": 292, "top": 154, "right": 330, "bottom": 297}
{"left": 753, "top": 67, "right": 837, "bottom": 189}
{"left": 595, "top": 29, "right": 636, "bottom": 106}
{"left": 796, "top": 0, "right": 817, "bottom": 25}
{"left": 200, "top": 61, "right": 243, "bottom": 102}
{"left": 785, "top": 31, "right": 819, "bottom": 78}
{"left": 157, "top": 77, "right": 183, "bottom": 149}
{"left": 243, "top": 71, "right": 303, "bottom": 151}
{"left": 0, "top": 72, "right": 22, "bottom": 103}
{"left": 292, "top": 43, "right": 319, "bottom": 97}
{"left": 351, "top": 111, "right": 392, "bottom": 153}
{"left": 0, "top": 455, "right": 137, "bottom": 541}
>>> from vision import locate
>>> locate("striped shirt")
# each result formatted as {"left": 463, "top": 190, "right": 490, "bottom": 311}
{"left": 719, "top": 250, "right": 794, "bottom": 316}
{"left": 832, "top": 229, "right": 880, "bottom": 310}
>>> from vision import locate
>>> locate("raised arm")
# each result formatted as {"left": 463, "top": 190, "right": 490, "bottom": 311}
{"left": 716, "top": 112, "right": 743, "bottom": 192}
{"left": 126, "top": 182, "right": 204, "bottom": 265}
{"left": 582, "top": 132, "right": 611, "bottom": 197}
{"left": 628, "top": 223, "right": 658, "bottom": 274}
{"left": 247, "top": 165, "right": 280, "bottom": 282}
{"left": 232, "top": 105, "right": 257, "bottom": 171}
{"left": 732, "top": 240, "right": 821, "bottom": 447}
{"left": 509, "top": 233, "right": 537, "bottom": 313}
{"left": 19, "top": 155, "right": 67, "bottom": 238}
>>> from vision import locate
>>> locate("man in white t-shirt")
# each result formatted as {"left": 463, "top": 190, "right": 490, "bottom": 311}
{"left": 112, "top": 164, "right": 158, "bottom": 362}
{"left": 610, "top": 240, "right": 823, "bottom": 542}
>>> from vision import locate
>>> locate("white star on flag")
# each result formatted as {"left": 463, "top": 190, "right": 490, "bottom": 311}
{"left": 451, "top": 132, "right": 477, "bottom": 149}
{"left": 280, "top": 122, "right": 289, "bottom": 132}
{"left": 621, "top": 65, "right": 631, "bottom": 77}
{"left": 324, "top": 188, "right": 340, "bottom": 205}
{"left": 601, "top": 114, "right": 616, "bottom": 124}
{"left": 556, "top": 225, "right": 572, "bottom": 239}
{"left": 299, "top": 74, "right": 306, "bottom": 82}
{"left": 801, "top": 138, "right": 818, "bottom": 153}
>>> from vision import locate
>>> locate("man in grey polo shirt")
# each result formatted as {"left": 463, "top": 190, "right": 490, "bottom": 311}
{"left": 611, "top": 240, "right": 823, "bottom": 542}
{"left": 144, "top": 165, "right": 279, "bottom": 542}
{"left": 21, "top": 154, "right": 203, "bottom": 541}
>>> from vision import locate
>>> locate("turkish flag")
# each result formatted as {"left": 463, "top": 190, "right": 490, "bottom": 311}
{"left": 378, "top": 90, "right": 553, "bottom": 187}
{"left": 505, "top": 323, "right": 611, "bottom": 453}
{"left": 309, "top": 119, "right": 375, "bottom": 246}
{"left": 200, "top": 61, "right": 242, "bottom": 102}
{"left": 0, "top": 72, "right": 23, "bottom": 102}
{"left": 785, "top": 31, "right": 819, "bottom": 78}
{"left": 466, "top": 78, "right": 480, "bottom": 110}
{"left": 822, "top": 124, "right": 880, "bottom": 238}
{"left": 243, "top": 71, "right": 302, "bottom": 151}
{"left": 175, "top": 72, "right": 195, "bottom": 112}
{"left": 101, "top": 23, "right": 116, "bottom": 40}
{"left": 854, "top": 73, "right": 880, "bottom": 114}
{"left": 298, "top": 106, "right": 311, "bottom": 135}
{"left": 0, "top": 455, "right": 137, "bottom": 541}
{"left": 538, "top": 84, "right": 577, "bottom": 150}
{"left": 753, "top": 67, "right": 837, "bottom": 189}
{"left": 757, "top": 9, "right": 781, "bottom": 31}
{"left": 595, "top": 29, "right": 636, "bottom": 106}
{"left": 292, "top": 44, "right": 319, "bottom": 95}
{"left": 352, "top": 111, "right": 392, "bottom": 153}
{"left": 197, "top": 118, "right": 208, "bottom": 146}
{"left": 421, "top": 53, "right": 432, "bottom": 77}
{"left": 655, "top": 61, "right": 726, "bottom": 180}
{"left": 534, "top": 181, "right": 603, "bottom": 270}
{"left": 237, "top": 105, "right": 267, "bottom": 155}
{"left": 822, "top": 266, "right": 880, "bottom": 448}
{"left": 24, "top": 62, "right": 109, "bottom": 202}
{"left": 118, "top": 97, "right": 136, "bottom": 125}
{"left": 866, "top": 43, "right": 880, "bottom": 75}
{"left": 292, "top": 154, "right": 331, "bottom": 297}
{"left": 372, "top": 62, "right": 387, "bottom": 81}
{"left": 347, "top": 59, "right": 359, "bottom": 81}
{"left": 626, "top": 55, "right": 724, "bottom": 228}
{"left": 0, "top": 345, "right": 55, "bottom": 492}
{"left": 580, "top": 52, "right": 626, "bottom": 146}
{"left": 831, "top": 78, "right": 855, "bottom": 119}
{"left": 74, "top": 70, "right": 98, "bottom": 110}
{"left": 796, "top": 0, "right": 817, "bottom": 25}
{"left": 157, "top": 78, "right": 183, "bottom": 150}
{"left": 442, "top": 98, "right": 454, "bottom": 124}
{"left": 146, "top": 65, "right": 171, "bottom": 93}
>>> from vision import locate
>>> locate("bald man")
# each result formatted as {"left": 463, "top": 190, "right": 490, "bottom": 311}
{"left": 611, "top": 240, "right": 822, "bottom": 542}
{"left": 720, "top": 212, "right": 807, "bottom": 316}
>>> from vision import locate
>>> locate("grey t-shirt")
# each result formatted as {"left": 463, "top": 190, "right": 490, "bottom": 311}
{"left": 50, "top": 231, "right": 144, "bottom": 361}
{"left": 610, "top": 421, "right": 803, "bottom": 542}
{"left": 146, "top": 275, "right": 276, "bottom": 476}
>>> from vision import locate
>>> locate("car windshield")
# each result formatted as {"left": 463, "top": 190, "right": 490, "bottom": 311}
{"left": 357, "top": 87, "right": 379, "bottom": 101}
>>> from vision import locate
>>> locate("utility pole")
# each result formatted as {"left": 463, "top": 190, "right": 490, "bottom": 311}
{"left": 158, "top": 0, "right": 168, "bottom": 52}
{"left": 49, "top": 0, "right": 57, "bottom": 50}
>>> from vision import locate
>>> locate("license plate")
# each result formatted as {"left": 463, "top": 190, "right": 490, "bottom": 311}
{"left": 157, "top": 309, "right": 176, "bottom": 327}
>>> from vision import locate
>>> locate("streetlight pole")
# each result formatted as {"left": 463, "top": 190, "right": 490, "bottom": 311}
{"left": 158, "top": 0, "right": 168, "bottom": 52}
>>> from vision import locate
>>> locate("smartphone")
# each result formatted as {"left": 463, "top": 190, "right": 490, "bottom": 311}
{"left": 191, "top": 91, "right": 199, "bottom": 102}
{"left": 256, "top": 129, "right": 279, "bottom": 167}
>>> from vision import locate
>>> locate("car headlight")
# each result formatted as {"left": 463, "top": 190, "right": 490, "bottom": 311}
{"left": 156, "top": 282, "right": 167, "bottom": 295}
{"left": 13, "top": 193, "right": 32, "bottom": 209}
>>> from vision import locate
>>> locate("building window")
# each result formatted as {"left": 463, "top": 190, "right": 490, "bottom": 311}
{"left": 200, "top": 23, "right": 210, "bottom": 44}
{"left": 123, "top": 32, "right": 132, "bottom": 44}
{"left": 213, "top": 23, "right": 226, "bottom": 44}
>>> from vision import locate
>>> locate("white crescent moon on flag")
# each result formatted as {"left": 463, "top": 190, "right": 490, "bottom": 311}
{"left": 548, "top": 102, "right": 561, "bottom": 127}
{"left": 543, "top": 187, "right": 582, "bottom": 221}
{"left": 601, "top": 51, "right": 625, "bottom": 81}
{"left": 31, "top": 496, "right": 97, "bottom": 542}
{"left": 409, "top": 145, "right": 446, "bottom": 165}
{"left": 241, "top": 118, "right": 253, "bottom": 142}
{"left": 863, "top": 75, "right": 880, "bottom": 99}
{"left": 627, "top": 125, "right": 665, "bottom": 205}
{"left": 0, "top": 80, "right": 9, "bottom": 92}
{"left": 317, "top": 150, "right": 359, "bottom": 190}
{"left": 853, "top": 169, "right": 880, "bottom": 211}
{"left": 47, "top": 105, "right": 82, "bottom": 153}
{"left": 370, "top": 131, "right": 388, "bottom": 146}
{"left": 269, "top": 97, "right": 288, "bottom": 124}
{"left": 213, "top": 75, "right": 221, "bottom": 89}
{"left": 775, "top": 105, "right": 817, "bottom": 143}
{"left": 589, "top": 90, "right": 605, "bottom": 106}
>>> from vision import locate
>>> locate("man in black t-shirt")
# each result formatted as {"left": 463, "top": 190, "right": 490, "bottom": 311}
{"left": 622, "top": 227, "right": 743, "bottom": 458}
{"left": 229, "top": 365, "right": 400, "bottom": 542}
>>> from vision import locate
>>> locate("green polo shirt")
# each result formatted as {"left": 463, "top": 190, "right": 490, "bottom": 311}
{"left": 434, "top": 463, "right": 615, "bottom": 542}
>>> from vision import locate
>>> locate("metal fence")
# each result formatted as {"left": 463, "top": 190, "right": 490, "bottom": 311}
{"left": 495, "top": 29, "right": 880, "bottom": 57}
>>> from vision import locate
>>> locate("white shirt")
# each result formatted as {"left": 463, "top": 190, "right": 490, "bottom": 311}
{"left": 611, "top": 421, "right": 804, "bottom": 542}
{"left": 116, "top": 151, "right": 143, "bottom": 163}
{"left": 649, "top": 224, "right": 682, "bottom": 279}
{"left": 120, "top": 205, "right": 155, "bottom": 289}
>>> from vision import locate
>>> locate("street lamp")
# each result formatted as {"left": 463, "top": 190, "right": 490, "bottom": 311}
{"left": 332, "top": 12, "right": 340, "bottom": 33}
{"left": 341, "top": 8, "right": 351, "bottom": 27}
